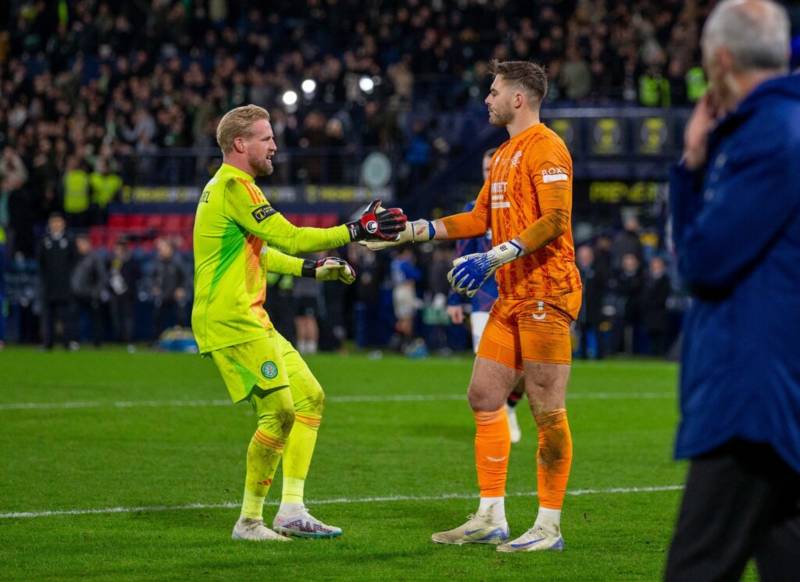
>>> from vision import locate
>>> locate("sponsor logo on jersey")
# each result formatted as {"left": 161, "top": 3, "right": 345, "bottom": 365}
{"left": 251, "top": 205, "right": 277, "bottom": 222}
{"left": 491, "top": 181, "right": 510, "bottom": 209}
{"left": 541, "top": 167, "right": 568, "bottom": 183}
{"left": 366, "top": 220, "right": 378, "bottom": 234}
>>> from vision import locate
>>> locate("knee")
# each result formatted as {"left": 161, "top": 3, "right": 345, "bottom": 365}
{"left": 467, "top": 382, "right": 503, "bottom": 412}
{"left": 257, "top": 403, "right": 296, "bottom": 439}
{"left": 294, "top": 379, "right": 325, "bottom": 417}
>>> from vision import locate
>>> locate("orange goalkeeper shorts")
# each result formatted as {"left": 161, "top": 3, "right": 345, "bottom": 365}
{"left": 477, "top": 291, "right": 581, "bottom": 369}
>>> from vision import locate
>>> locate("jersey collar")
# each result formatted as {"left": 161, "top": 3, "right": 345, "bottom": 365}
{"left": 218, "top": 162, "right": 255, "bottom": 183}
{"left": 509, "top": 122, "right": 543, "bottom": 143}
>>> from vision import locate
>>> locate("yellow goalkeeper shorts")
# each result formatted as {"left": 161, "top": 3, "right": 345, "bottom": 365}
{"left": 210, "top": 329, "right": 292, "bottom": 403}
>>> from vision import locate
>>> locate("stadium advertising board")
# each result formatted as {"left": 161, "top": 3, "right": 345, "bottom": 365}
{"left": 122, "top": 185, "right": 394, "bottom": 205}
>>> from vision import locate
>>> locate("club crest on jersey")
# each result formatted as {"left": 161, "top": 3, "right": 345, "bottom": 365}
{"left": 511, "top": 151, "right": 523, "bottom": 167}
{"left": 252, "top": 205, "right": 277, "bottom": 223}
{"left": 261, "top": 361, "right": 279, "bottom": 379}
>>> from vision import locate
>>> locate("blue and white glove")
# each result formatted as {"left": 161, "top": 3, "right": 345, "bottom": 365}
{"left": 447, "top": 240, "right": 524, "bottom": 297}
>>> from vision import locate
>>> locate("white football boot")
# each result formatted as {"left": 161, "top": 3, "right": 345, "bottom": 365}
{"left": 272, "top": 506, "right": 343, "bottom": 538}
{"left": 431, "top": 512, "right": 509, "bottom": 545}
{"left": 506, "top": 404, "right": 522, "bottom": 444}
{"left": 231, "top": 517, "right": 291, "bottom": 542}
{"left": 497, "top": 523, "right": 564, "bottom": 552}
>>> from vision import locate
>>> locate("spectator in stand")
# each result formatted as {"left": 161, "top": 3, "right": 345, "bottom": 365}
{"left": 2, "top": 145, "right": 36, "bottom": 258}
{"left": 641, "top": 255, "right": 672, "bottom": 356}
{"left": 151, "top": 237, "right": 188, "bottom": 337}
{"left": 62, "top": 155, "right": 91, "bottom": 229}
{"left": 611, "top": 215, "right": 644, "bottom": 269}
{"left": 560, "top": 46, "right": 592, "bottom": 101}
{"left": 71, "top": 234, "right": 109, "bottom": 347}
{"left": 37, "top": 213, "right": 78, "bottom": 350}
{"left": 108, "top": 239, "right": 140, "bottom": 350}
{"left": 298, "top": 111, "right": 328, "bottom": 184}
{"left": 89, "top": 158, "right": 123, "bottom": 226}
{"left": 575, "top": 244, "right": 607, "bottom": 360}
{"left": 614, "top": 252, "right": 644, "bottom": 355}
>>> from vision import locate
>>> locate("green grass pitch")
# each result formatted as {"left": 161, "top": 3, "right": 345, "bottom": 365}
{"left": 0, "top": 348, "right": 745, "bottom": 580}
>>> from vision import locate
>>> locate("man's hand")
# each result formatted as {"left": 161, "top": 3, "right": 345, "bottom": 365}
{"left": 683, "top": 93, "right": 722, "bottom": 170}
{"left": 346, "top": 199, "right": 407, "bottom": 241}
{"left": 447, "top": 304, "right": 465, "bottom": 325}
{"left": 302, "top": 257, "right": 356, "bottom": 284}
{"left": 360, "top": 219, "right": 434, "bottom": 250}
{"left": 447, "top": 240, "right": 523, "bottom": 297}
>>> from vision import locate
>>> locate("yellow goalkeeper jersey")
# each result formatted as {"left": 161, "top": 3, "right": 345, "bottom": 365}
{"left": 192, "top": 163, "right": 350, "bottom": 353}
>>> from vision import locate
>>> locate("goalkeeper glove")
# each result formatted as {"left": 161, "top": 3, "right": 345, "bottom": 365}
{"left": 447, "top": 240, "right": 524, "bottom": 297}
{"left": 346, "top": 199, "right": 407, "bottom": 241}
{"left": 302, "top": 257, "right": 356, "bottom": 284}
{"left": 360, "top": 219, "right": 435, "bottom": 250}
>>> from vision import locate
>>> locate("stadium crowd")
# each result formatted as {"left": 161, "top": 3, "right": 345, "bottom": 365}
{"left": 0, "top": 0, "right": 696, "bottom": 353}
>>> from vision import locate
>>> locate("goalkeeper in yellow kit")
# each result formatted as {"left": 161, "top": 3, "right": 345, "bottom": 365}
{"left": 192, "top": 104, "right": 406, "bottom": 542}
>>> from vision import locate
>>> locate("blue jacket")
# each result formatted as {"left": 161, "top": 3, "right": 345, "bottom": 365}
{"left": 447, "top": 200, "right": 499, "bottom": 313}
{"left": 670, "top": 74, "right": 800, "bottom": 472}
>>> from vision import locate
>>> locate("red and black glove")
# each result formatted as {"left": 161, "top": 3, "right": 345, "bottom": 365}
{"left": 346, "top": 199, "right": 407, "bottom": 241}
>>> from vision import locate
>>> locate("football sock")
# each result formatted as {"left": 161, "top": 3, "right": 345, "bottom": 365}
{"left": 535, "top": 408, "right": 573, "bottom": 512}
{"left": 474, "top": 407, "right": 511, "bottom": 498}
{"left": 478, "top": 496, "right": 506, "bottom": 521}
{"left": 241, "top": 429, "right": 285, "bottom": 520}
{"left": 281, "top": 412, "right": 321, "bottom": 507}
{"left": 535, "top": 507, "right": 562, "bottom": 530}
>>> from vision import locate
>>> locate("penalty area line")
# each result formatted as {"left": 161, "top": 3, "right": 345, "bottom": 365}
{"left": 0, "top": 485, "right": 684, "bottom": 520}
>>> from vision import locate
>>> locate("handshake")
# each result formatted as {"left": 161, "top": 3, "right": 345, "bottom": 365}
{"left": 346, "top": 200, "right": 409, "bottom": 242}
{"left": 346, "top": 200, "right": 434, "bottom": 248}
{"left": 307, "top": 200, "right": 408, "bottom": 287}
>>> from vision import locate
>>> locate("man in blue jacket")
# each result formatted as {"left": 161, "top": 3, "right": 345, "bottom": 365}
{"left": 665, "top": 1, "right": 800, "bottom": 580}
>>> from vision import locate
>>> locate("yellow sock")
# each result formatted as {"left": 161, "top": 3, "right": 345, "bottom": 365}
{"left": 281, "top": 413, "right": 321, "bottom": 505}
{"left": 241, "top": 429, "right": 284, "bottom": 520}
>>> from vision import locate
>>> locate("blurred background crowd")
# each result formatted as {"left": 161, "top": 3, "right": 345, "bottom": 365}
{"left": 2, "top": 0, "right": 795, "bottom": 356}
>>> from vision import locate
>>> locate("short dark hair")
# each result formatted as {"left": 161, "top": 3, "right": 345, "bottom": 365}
{"left": 490, "top": 60, "right": 548, "bottom": 103}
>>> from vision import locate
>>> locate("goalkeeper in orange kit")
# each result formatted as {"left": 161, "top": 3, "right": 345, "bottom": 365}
{"left": 366, "top": 60, "right": 581, "bottom": 552}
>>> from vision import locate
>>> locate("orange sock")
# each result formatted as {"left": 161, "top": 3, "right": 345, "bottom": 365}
{"left": 474, "top": 408, "right": 511, "bottom": 497}
{"left": 535, "top": 409, "right": 573, "bottom": 509}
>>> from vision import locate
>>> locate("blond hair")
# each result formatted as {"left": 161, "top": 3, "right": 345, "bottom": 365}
{"left": 216, "top": 104, "right": 271, "bottom": 154}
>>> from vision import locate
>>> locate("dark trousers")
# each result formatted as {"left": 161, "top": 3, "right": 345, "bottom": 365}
{"left": 77, "top": 298, "right": 104, "bottom": 347}
{"left": 665, "top": 440, "right": 800, "bottom": 582}
{"left": 41, "top": 299, "right": 76, "bottom": 348}
{"left": 110, "top": 295, "right": 135, "bottom": 343}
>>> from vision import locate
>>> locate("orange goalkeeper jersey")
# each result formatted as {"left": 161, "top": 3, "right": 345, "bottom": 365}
{"left": 442, "top": 123, "right": 581, "bottom": 309}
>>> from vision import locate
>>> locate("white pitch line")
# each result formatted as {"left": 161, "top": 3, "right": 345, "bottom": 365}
{"left": 0, "top": 485, "right": 684, "bottom": 520}
{"left": 0, "top": 392, "right": 674, "bottom": 412}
